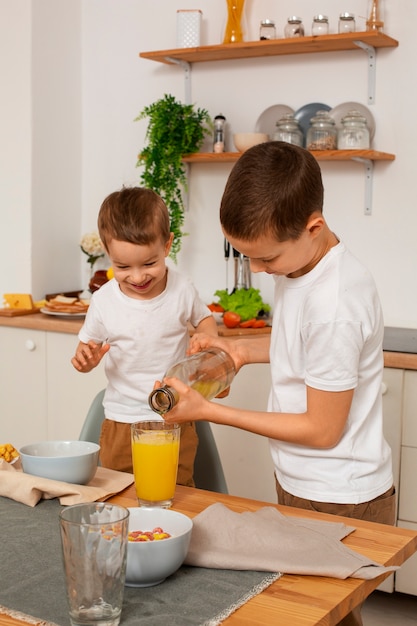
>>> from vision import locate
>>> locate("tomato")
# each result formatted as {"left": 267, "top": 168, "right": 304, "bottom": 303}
{"left": 223, "top": 311, "right": 241, "bottom": 328}
{"left": 208, "top": 303, "right": 225, "bottom": 313}
{"left": 239, "top": 318, "right": 257, "bottom": 328}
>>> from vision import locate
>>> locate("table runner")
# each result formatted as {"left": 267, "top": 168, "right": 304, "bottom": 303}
{"left": 0, "top": 497, "right": 280, "bottom": 625}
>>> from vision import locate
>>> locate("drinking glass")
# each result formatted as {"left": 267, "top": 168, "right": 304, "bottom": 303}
{"left": 59, "top": 503, "right": 129, "bottom": 626}
{"left": 131, "top": 421, "right": 180, "bottom": 508}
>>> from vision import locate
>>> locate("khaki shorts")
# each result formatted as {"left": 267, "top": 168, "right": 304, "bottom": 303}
{"left": 99, "top": 419, "right": 198, "bottom": 487}
{"left": 275, "top": 477, "right": 396, "bottom": 526}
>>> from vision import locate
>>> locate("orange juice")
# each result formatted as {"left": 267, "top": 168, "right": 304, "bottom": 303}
{"left": 131, "top": 424, "right": 180, "bottom": 507}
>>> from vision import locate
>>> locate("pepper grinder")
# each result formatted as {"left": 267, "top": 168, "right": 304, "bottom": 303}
{"left": 213, "top": 114, "right": 226, "bottom": 153}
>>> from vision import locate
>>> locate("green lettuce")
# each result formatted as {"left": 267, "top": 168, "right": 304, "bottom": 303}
{"left": 214, "top": 287, "right": 271, "bottom": 321}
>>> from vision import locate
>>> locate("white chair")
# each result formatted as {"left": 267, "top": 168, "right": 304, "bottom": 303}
{"left": 79, "top": 389, "right": 228, "bottom": 494}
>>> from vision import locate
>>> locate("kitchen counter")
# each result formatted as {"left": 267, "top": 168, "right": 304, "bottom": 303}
{"left": 1, "top": 314, "right": 416, "bottom": 369}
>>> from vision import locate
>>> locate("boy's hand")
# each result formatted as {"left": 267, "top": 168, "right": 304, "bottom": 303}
{"left": 71, "top": 340, "right": 110, "bottom": 373}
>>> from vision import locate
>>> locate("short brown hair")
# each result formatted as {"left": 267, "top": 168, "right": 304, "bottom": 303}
{"left": 98, "top": 187, "right": 171, "bottom": 251}
{"left": 220, "top": 141, "right": 324, "bottom": 242}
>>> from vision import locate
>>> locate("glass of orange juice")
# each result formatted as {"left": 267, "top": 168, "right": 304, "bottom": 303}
{"left": 131, "top": 421, "right": 180, "bottom": 508}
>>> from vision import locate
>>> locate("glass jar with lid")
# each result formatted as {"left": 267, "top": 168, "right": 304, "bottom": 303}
{"left": 273, "top": 114, "right": 304, "bottom": 147}
{"left": 306, "top": 110, "right": 337, "bottom": 150}
{"left": 259, "top": 19, "right": 276, "bottom": 40}
{"left": 337, "top": 110, "right": 370, "bottom": 150}
{"left": 338, "top": 12, "right": 356, "bottom": 33}
{"left": 312, "top": 15, "right": 329, "bottom": 36}
{"left": 284, "top": 16, "right": 305, "bottom": 38}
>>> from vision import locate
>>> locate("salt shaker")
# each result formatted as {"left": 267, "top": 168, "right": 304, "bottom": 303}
{"left": 338, "top": 12, "right": 355, "bottom": 33}
{"left": 148, "top": 348, "right": 236, "bottom": 414}
{"left": 312, "top": 15, "right": 329, "bottom": 36}
{"left": 284, "top": 16, "right": 305, "bottom": 38}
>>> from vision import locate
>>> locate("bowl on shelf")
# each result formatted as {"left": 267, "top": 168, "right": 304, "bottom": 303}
{"left": 19, "top": 440, "right": 100, "bottom": 484}
{"left": 125, "top": 507, "right": 193, "bottom": 587}
{"left": 233, "top": 132, "right": 269, "bottom": 152}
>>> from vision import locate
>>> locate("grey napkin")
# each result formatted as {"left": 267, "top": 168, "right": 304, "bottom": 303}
{"left": 185, "top": 503, "right": 398, "bottom": 580}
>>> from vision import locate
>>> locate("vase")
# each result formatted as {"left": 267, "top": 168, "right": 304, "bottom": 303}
{"left": 223, "top": 0, "right": 247, "bottom": 44}
{"left": 366, "top": 0, "right": 384, "bottom": 32}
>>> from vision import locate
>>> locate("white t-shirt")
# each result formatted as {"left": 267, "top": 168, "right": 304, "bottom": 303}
{"left": 78, "top": 268, "right": 211, "bottom": 422}
{"left": 268, "top": 240, "right": 393, "bottom": 504}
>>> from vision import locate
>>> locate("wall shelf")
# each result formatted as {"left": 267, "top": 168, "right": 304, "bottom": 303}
{"left": 182, "top": 150, "right": 395, "bottom": 164}
{"left": 139, "top": 32, "right": 398, "bottom": 65}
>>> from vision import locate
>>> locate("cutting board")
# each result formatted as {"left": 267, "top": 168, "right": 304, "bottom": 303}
{"left": 0, "top": 308, "right": 41, "bottom": 317}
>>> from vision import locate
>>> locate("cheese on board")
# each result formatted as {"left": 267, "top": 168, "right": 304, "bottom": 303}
{"left": 3, "top": 293, "right": 34, "bottom": 309}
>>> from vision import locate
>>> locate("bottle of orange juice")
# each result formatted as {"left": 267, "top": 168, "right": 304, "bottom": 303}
{"left": 148, "top": 348, "right": 236, "bottom": 414}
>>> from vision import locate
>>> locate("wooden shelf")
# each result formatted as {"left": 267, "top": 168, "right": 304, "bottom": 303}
{"left": 182, "top": 150, "right": 396, "bottom": 164}
{"left": 140, "top": 32, "right": 398, "bottom": 65}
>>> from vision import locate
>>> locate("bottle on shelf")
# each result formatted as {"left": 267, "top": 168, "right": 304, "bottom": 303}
{"left": 213, "top": 114, "right": 226, "bottom": 153}
{"left": 148, "top": 348, "right": 236, "bottom": 414}
{"left": 366, "top": 0, "right": 384, "bottom": 32}
{"left": 338, "top": 12, "right": 356, "bottom": 33}
{"left": 259, "top": 19, "right": 276, "bottom": 40}
{"left": 306, "top": 110, "right": 337, "bottom": 151}
{"left": 284, "top": 16, "right": 305, "bottom": 38}
{"left": 337, "top": 110, "right": 370, "bottom": 150}
{"left": 312, "top": 15, "right": 329, "bottom": 36}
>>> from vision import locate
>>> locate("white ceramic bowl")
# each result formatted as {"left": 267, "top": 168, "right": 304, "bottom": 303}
{"left": 233, "top": 132, "right": 269, "bottom": 152}
{"left": 19, "top": 440, "right": 100, "bottom": 485}
{"left": 126, "top": 507, "right": 193, "bottom": 587}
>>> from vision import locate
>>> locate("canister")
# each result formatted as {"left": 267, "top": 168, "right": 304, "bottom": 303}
{"left": 312, "top": 15, "right": 329, "bottom": 36}
{"left": 338, "top": 12, "right": 356, "bottom": 33}
{"left": 306, "top": 110, "right": 337, "bottom": 150}
{"left": 176, "top": 10, "right": 202, "bottom": 48}
{"left": 337, "top": 110, "right": 370, "bottom": 149}
{"left": 273, "top": 114, "right": 304, "bottom": 147}
{"left": 284, "top": 16, "right": 305, "bottom": 38}
{"left": 259, "top": 19, "right": 276, "bottom": 40}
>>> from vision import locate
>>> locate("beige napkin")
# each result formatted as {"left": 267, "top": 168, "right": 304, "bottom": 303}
{"left": 0, "top": 458, "right": 134, "bottom": 507}
{"left": 185, "top": 502, "right": 398, "bottom": 580}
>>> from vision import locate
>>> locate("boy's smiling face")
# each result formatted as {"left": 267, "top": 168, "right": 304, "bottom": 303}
{"left": 106, "top": 234, "right": 173, "bottom": 299}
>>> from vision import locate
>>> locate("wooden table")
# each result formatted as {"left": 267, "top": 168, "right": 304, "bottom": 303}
{"left": 1, "top": 485, "right": 416, "bottom": 626}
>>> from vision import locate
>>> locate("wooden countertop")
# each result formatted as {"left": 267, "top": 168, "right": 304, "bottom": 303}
{"left": 1, "top": 314, "right": 417, "bottom": 370}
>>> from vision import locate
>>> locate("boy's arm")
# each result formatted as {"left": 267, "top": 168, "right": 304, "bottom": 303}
{"left": 194, "top": 314, "right": 218, "bottom": 337}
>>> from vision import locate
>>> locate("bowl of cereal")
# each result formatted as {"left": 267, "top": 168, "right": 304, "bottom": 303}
{"left": 126, "top": 507, "right": 193, "bottom": 587}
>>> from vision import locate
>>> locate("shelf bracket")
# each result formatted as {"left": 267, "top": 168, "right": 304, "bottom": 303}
{"left": 352, "top": 157, "right": 373, "bottom": 215}
{"left": 165, "top": 58, "right": 192, "bottom": 104}
{"left": 353, "top": 40, "right": 376, "bottom": 105}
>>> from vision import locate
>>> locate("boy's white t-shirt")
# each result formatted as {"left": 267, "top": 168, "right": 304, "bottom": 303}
{"left": 268, "top": 240, "right": 393, "bottom": 504}
{"left": 78, "top": 267, "right": 210, "bottom": 422}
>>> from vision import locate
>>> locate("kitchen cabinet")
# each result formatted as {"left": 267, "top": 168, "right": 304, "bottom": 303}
{"left": 0, "top": 326, "right": 106, "bottom": 447}
{"left": 140, "top": 31, "right": 398, "bottom": 214}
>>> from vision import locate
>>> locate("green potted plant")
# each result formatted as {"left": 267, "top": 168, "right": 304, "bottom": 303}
{"left": 135, "top": 94, "right": 211, "bottom": 260}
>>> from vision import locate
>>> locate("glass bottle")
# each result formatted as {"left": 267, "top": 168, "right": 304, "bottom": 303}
{"left": 306, "top": 110, "right": 337, "bottom": 151}
{"left": 148, "top": 348, "right": 236, "bottom": 414}
{"left": 337, "top": 110, "right": 370, "bottom": 150}
{"left": 223, "top": 0, "right": 246, "bottom": 43}
{"left": 259, "top": 19, "right": 276, "bottom": 40}
{"left": 273, "top": 114, "right": 304, "bottom": 147}
{"left": 284, "top": 16, "right": 304, "bottom": 38}
{"left": 312, "top": 15, "right": 329, "bottom": 36}
{"left": 213, "top": 114, "right": 226, "bottom": 153}
{"left": 366, "top": 0, "right": 384, "bottom": 32}
{"left": 338, "top": 12, "right": 355, "bottom": 33}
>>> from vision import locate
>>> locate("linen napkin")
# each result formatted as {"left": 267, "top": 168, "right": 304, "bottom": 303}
{"left": 185, "top": 502, "right": 398, "bottom": 580}
{"left": 0, "top": 458, "right": 134, "bottom": 507}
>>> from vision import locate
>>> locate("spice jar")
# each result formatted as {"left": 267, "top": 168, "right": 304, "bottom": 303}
{"left": 338, "top": 12, "right": 355, "bottom": 33}
{"left": 148, "top": 347, "right": 236, "bottom": 414}
{"left": 284, "top": 16, "right": 305, "bottom": 38}
{"left": 259, "top": 19, "right": 276, "bottom": 40}
{"left": 312, "top": 15, "right": 329, "bottom": 36}
{"left": 273, "top": 114, "right": 304, "bottom": 147}
{"left": 306, "top": 110, "right": 337, "bottom": 151}
{"left": 337, "top": 110, "right": 370, "bottom": 150}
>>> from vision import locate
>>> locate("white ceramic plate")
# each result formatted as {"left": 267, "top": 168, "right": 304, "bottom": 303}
{"left": 40, "top": 307, "right": 86, "bottom": 318}
{"left": 293, "top": 102, "right": 332, "bottom": 144}
{"left": 329, "top": 102, "right": 376, "bottom": 139}
{"left": 255, "top": 104, "right": 295, "bottom": 139}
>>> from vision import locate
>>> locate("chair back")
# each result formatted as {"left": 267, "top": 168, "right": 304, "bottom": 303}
{"left": 79, "top": 390, "right": 228, "bottom": 494}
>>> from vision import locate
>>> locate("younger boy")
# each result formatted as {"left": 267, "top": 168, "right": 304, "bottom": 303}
{"left": 71, "top": 186, "right": 217, "bottom": 486}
